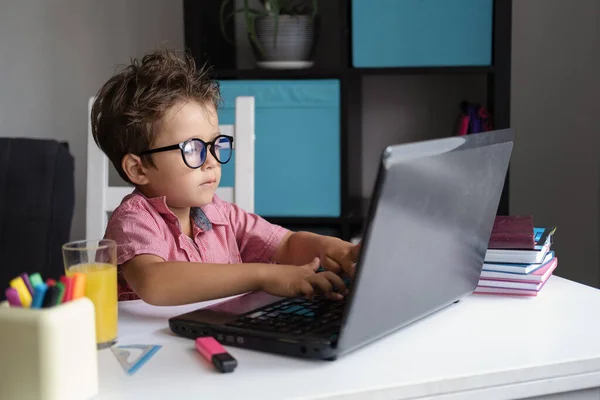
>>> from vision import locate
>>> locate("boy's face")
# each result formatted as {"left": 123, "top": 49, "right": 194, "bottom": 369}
{"left": 140, "top": 100, "right": 222, "bottom": 208}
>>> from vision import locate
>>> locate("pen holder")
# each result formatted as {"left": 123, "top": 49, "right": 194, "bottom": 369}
{"left": 0, "top": 298, "right": 99, "bottom": 400}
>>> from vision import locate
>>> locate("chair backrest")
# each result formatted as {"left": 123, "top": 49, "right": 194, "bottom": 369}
{"left": 86, "top": 96, "right": 255, "bottom": 240}
{"left": 0, "top": 138, "right": 75, "bottom": 288}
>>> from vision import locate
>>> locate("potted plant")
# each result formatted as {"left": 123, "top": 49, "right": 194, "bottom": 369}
{"left": 220, "top": 0, "right": 319, "bottom": 69}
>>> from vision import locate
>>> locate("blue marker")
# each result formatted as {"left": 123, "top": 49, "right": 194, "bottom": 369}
{"left": 31, "top": 283, "right": 48, "bottom": 309}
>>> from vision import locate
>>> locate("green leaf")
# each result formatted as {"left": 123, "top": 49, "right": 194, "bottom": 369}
{"left": 248, "top": 16, "right": 266, "bottom": 57}
{"left": 219, "top": 1, "right": 268, "bottom": 44}
{"left": 244, "top": 0, "right": 264, "bottom": 57}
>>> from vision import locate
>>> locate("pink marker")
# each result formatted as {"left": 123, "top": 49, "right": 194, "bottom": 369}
{"left": 195, "top": 337, "right": 237, "bottom": 373}
{"left": 5, "top": 288, "right": 22, "bottom": 307}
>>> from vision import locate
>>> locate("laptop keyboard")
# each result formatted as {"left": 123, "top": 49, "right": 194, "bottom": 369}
{"left": 226, "top": 296, "right": 345, "bottom": 337}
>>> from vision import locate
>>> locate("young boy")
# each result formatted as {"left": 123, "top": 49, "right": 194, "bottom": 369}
{"left": 92, "top": 49, "right": 360, "bottom": 306}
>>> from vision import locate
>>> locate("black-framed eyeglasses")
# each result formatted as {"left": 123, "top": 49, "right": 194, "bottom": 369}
{"left": 140, "top": 135, "right": 234, "bottom": 169}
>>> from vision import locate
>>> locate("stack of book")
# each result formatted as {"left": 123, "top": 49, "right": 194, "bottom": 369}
{"left": 475, "top": 216, "right": 557, "bottom": 297}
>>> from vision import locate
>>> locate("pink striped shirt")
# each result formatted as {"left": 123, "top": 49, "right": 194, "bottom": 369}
{"left": 104, "top": 190, "right": 289, "bottom": 301}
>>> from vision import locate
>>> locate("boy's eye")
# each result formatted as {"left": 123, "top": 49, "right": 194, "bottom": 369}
{"left": 182, "top": 140, "right": 207, "bottom": 168}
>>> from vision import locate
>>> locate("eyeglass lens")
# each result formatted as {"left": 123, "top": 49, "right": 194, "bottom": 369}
{"left": 182, "top": 136, "right": 233, "bottom": 168}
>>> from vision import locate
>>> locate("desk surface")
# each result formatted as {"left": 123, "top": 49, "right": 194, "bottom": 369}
{"left": 97, "top": 276, "right": 600, "bottom": 400}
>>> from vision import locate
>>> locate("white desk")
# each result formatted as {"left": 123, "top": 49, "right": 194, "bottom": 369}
{"left": 97, "top": 276, "right": 600, "bottom": 400}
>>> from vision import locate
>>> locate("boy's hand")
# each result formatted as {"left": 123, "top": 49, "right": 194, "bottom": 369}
{"left": 319, "top": 238, "right": 361, "bottom": 278}
{"left": 260, "top": 257, "right": 347, "bottom": 300}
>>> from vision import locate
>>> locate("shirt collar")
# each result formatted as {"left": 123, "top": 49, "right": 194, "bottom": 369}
{"left": 199, "top": 201, "right": 228, "bottom": 226}
{"left": 136, "top": 190, "right": 228, "bottom": 228}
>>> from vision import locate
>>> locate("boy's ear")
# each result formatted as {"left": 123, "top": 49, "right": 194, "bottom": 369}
{"left": 121, "top": 154, "right": 150, "bottom": 185}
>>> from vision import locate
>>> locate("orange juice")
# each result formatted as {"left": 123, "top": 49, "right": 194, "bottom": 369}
{"left": 67, "top": 263, "right": 117, "bottom": 346}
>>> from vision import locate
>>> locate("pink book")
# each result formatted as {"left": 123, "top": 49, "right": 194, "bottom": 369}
{"left": 473, "top": 287, "right": 539, "bottom": 297}
{"left": 474, "top": 275, "right": 552, "bottom": 297}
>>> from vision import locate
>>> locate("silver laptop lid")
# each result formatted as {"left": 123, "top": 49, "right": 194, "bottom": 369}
{"left": 337, "top": 129, "right": 514, "bottom": 355}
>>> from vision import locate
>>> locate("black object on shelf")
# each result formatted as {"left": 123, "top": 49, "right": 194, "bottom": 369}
{"left": 183, "top": 0, "right": 513, "bottom": 240}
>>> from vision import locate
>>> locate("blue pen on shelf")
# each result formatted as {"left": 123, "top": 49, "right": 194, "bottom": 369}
{"left": 31, "top": 283, "right": 48, "bottom": 309}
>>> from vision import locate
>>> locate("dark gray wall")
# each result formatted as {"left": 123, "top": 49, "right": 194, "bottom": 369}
{"left": 511, "top": 0, "right": 600, "bottom": 287}
{"left": 361, "top": 75, "right": 487, "bottom": 197}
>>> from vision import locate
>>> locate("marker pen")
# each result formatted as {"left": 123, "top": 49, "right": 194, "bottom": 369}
{"left": 71, "top": 272, "right": 86, "bottom": 300}
{"left": 31, "top": 283, "right": 48, "bottom": 309}
{"left": 60, "top": 276, "right": 73, "bottom": 303}
{"left": 54, "top": 282, "right": 65, "bottom": 305}
{"left": 42, "top": 286, "right": 59, "bottom": 308}
{"left": 5, "top": 288, "right": 22, "bottom": 307}
{"left": 20, "top": 273, "right": 34, "bottom": 296}
{"left": 9, "top": 277, "right": 32, "bottom": 308}
{"left": 195, "top": 337, "right": 237, "bottom": 373}
{"left": 29, "top": 273, "right": 43, "bottom": 290}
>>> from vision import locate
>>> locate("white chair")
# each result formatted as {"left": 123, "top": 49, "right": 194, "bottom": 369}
{"left": 86, "top": 96, "right": 255, "bottom": 240}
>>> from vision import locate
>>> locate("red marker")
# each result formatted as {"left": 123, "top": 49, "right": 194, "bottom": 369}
{"left": 60, "top": 276, "right": 73, "bottom": 302}
{"left": 195, "top": 337, "right": 237, "bottom": 373}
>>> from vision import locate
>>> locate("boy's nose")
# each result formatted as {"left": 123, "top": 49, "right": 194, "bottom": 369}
{"left": 202, "top": 150, "right": 218, "bottom": 169}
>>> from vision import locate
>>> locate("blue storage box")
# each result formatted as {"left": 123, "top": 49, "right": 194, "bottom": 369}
{"left": 352, "top": 0, "right": 493, "bottom": 67}
{"left": 218, "top": 80, "right": 341, "bottom": 217}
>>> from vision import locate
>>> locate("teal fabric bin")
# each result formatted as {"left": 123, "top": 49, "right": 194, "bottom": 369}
{"left": 352, "top": 0, "right": 493, "bottom": 67}
{"left": 218, "top": 80, "right": 341, "bottom": 217}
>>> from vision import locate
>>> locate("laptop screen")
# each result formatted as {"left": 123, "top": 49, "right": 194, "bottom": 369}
{"left": 337, "top": 129, "right": 514, "bottom": 355}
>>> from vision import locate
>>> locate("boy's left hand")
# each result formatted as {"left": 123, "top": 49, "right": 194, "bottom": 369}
{"left": 319, "top": 237, "right": 361, "bottom": 278}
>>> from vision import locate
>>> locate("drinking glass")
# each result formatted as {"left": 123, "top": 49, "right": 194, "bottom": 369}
{"left": 62, "top": 239, "right": 118, "bottom": 349}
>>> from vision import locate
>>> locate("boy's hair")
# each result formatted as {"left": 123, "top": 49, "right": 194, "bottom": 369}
{"left": 91, "top": 48, "right": 221, "bottom": 184}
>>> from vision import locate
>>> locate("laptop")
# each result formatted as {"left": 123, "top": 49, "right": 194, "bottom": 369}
{"left": 169, "top": 128, "right": 514, "bottom": 360}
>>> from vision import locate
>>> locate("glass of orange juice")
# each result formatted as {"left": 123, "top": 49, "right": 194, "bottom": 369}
{"left": 62, "top": 239, "right": 118, "bottom": 349}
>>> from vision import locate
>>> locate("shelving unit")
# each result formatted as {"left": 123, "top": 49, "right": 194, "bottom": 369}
{"left": 183, "top": 0, "right": 512, "bottom": 241}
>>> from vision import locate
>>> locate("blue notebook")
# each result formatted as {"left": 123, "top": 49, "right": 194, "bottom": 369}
{"left": 483, "top": 251, "right": 555, "bottom": 274}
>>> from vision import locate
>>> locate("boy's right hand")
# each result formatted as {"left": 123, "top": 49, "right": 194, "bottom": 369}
{"left": 259, "top": 257, "right": 347, "bottom": 300}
